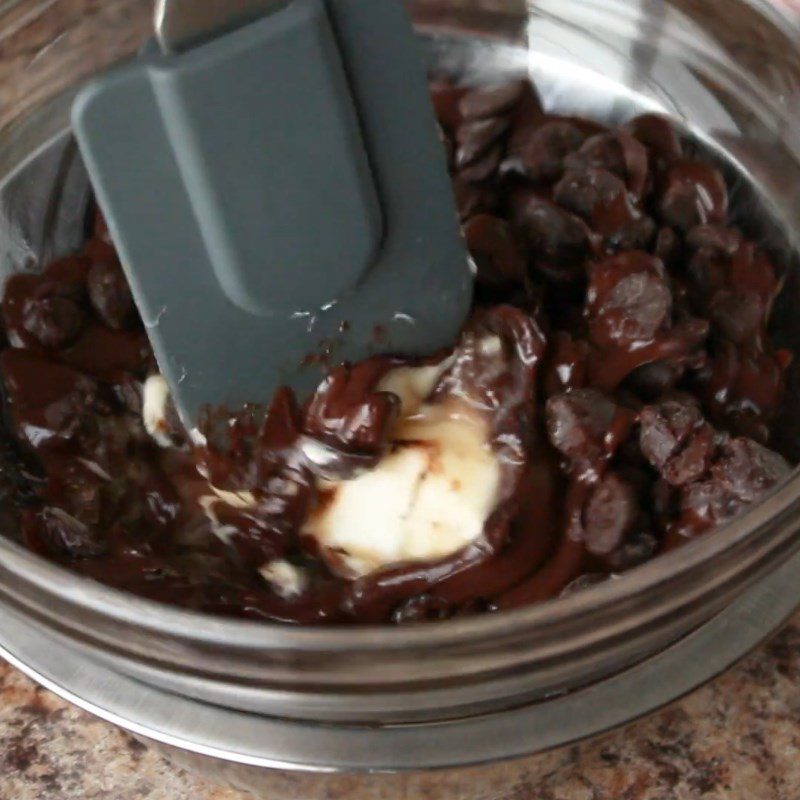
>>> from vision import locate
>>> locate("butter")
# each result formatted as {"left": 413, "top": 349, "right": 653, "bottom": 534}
{"left": 303, "top": 357, "right": 501, "bottom": 577}
{"left": 259, "top": 559, "right": 308, "bottom": 598}
{"left": 142, "top": 374, "right": 173, "bottom": 448}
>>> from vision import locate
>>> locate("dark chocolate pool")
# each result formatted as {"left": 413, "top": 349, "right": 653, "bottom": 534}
{"left": 0, "top": 77, "right": 795, "bottom": 625}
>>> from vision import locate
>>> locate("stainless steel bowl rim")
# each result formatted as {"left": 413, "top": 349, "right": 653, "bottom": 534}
{"left": 2, "top": 546, "right": 799, "bottom": 771}
{"left": 1, "top": 470, "right": 799, "bottom": 651}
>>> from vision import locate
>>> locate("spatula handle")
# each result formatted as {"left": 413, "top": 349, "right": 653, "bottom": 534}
{"left": 155, "top": 0, "right": 290, "bottom": 52}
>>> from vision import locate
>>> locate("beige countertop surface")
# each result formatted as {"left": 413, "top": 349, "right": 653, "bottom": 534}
{"left": 3, "top": 612, "right": 800, "bottom": 799}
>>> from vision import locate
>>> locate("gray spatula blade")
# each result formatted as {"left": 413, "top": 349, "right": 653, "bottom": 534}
{"left": 73, "top": 0, "right": 472, "bottom": 424}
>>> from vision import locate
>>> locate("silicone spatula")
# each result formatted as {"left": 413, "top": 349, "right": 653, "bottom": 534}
{"left": 72, "top": 0, "right": 472, "bottom": 425}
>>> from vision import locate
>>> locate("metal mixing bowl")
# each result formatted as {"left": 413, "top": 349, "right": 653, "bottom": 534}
{"left": 1, "top": 0, "right": 800, "bottom": 791}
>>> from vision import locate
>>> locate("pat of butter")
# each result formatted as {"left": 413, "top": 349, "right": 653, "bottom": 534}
{"left": 260, "top": 559, "right": 308, "bottom": 598}
{"left": 376, "top": 357, "right": 454, "bottom": 415}
{"left": 303, "top": 359, "right": 501, "bottom": 577}
{"left": 142, "top": 374, "right": 173, "bottom": 447}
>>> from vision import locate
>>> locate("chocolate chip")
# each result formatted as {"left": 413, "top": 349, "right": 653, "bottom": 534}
{"left": 587, "top": 253, "right": 672, "bottom": 348}
{"left": 505, "top": 88, "right": 549, "bottom": 154}
{"left": 505, "top": 119, "right": 587, "bottom": 183}
{"left": 663, "top": 424, "right": 716, "bottom": 487}
{"left": 713, "top": 437, "right": 790, "bottom": 503}
{"left": 696, "top": 339, "right": 789, "bottom": 444}
{"left": 304, "top": 361, "right": 400, "bottom": 475}
{"left": 463, "top": 214, "right": 526, "bottom": 285}
{"left": 87, "top": 260, "right": 136, "bottom": 329}
{"left": 678, "top": 436, "right": 789, "bottom": 535}
{"left": 22, "top": 294, "right": 85, "bottom": 348}
{"left": 430, "top": 83, "right": 467, "bottom": 130}
{"left": 687, "top": 248, "right": 728, "bottom": 304}
{"left": 566, "top": 133, "right": 625, "bottom": 171}
{"left": 452, "top": 175, "right": 497, "bottom": 220}
{"left": 600, "top": 211, "right": 657, "bottom": 254}
{"left": 564, "top": 130, "right": 649, "bottom": 196}
{"left": 639, "top": 396, "right": 708, "bottom": 479}
{"left": 565, "top": 132, "right": 627, "bottom": 179}
{"left": 638, "top": 395, "right": 717, "bottom": 488}
{"left": 626, "top": 114, "right": 683, "bottom": 165}
{"left": 553, "top": 168, "right": 626, "bottom": 220}
{"left": 459, "top": 80, "right": 527, "bottom": 120}
{"left": 455, "top": 117, "right": 509, "bottom": 168}
{"left": 458, "top": 142, "right": 504, "bottom": 183}
{"left": 439, "top": 305, "right": 546, "bottom": 424}
{"left": 600, "top": 272, "right": 672, "bottom": 341}
{"left": 583, "top": 473, "right": 638, "bottom": 556}
{"left": 679, "top": 478, "right": 741, "bottom": 533}
{"left": 653, "top": 227, "right": 681, "bottom": 267}
{"left": 514, "top": 194, "right": 593, "bottom": 270}
{"left": 658, "top": 160, "right": 728, "bottom": 231}
{"left": 546, "top": 389, "right": 618, "bottom": 467}
{"left": 686, "top": 224, "right": 741, "bottom": 257}
{"left": 708, "top": 289, "right": 764, "bottom": 344}
{"left": 30, "top": 507, "right": 108, "bottom": 558}
{"left": 626, "top": 359, "right": 685, "bottom": 401}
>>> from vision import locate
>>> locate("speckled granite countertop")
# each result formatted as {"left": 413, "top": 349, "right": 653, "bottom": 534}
{"left": 3, "top": 613, "right": 800, "bottom": 799}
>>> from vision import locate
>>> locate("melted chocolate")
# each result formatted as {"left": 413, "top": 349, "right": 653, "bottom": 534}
{"left": 0, "top": 78, "right": 794, "bottom": 625}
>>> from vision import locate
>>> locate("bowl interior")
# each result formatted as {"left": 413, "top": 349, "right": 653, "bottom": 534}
{"left": 0, "top": 1, "right": 799, "bottom": 727}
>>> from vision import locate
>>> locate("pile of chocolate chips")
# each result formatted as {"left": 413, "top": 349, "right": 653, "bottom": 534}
{"left": 0, "top": 77, "right": 793, "bottom": 624}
